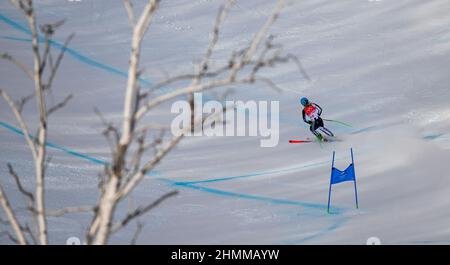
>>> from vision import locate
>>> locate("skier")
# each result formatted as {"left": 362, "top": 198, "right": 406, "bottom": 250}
{"left": 300, "top": 97, "right": 334, "bottom": 141}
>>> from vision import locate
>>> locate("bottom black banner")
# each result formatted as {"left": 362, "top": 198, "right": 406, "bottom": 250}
{"left": 1, "top": 245, "right": 449, "bottom": 264}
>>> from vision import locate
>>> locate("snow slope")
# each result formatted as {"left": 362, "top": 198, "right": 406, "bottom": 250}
{"left": 1, "top": 0, "right": 450, "bottom": 244}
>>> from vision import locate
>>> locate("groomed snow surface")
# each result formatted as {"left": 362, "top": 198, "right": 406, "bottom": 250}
{"left": 1, "top": 0, "right": 450, "bottom": 244}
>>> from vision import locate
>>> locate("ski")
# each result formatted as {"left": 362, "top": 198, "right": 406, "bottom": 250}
{"left": 288, "top": 139, "right": 314, "bottom": 143}
{"left": 322, "top": 135, "right": 341, "bottom": 142}
{"left": 289, "top": 135, "right": 340, "bottom": 144}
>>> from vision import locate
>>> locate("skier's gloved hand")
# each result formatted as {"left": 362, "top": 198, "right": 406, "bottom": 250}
{"left": 307, "top": 121, "right": 312, "bottom": 124}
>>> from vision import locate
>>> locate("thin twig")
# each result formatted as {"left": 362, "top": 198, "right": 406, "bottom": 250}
{"left": 44, "top": 33, "right": 75, "bottom": 91}
{"left": 47, "top": 94, "right": 73, "bottom": 116}
{"left": 0, "top": 230, "right": 20, "bottom": 245}
{"left": 94, "top": 107, "right": 120, "bottom": 156}
{"left": 123, "top": 0, "right": 135, "bottom": 27}
{"left": 130, "top": 221, "right": 143, "bottom": 245}
{"left": 111, "top": 190, "right": 178, "bottom": 233}
{"left": 285, "top": 53, "right": 311, "bottom": 81}
{"left": 196, "top": 0, "right": 234, "bottom": 80}
{"left": 22, "top": 223, "right": 37, "bottom": 245}
{"left": 7, "top": 164, "right": 35, "bottom": 205}
{"left": 16, "top": 92, "right": 36, "bottom": 114}
{"left": 46, "top": 206, "right": 96, "bottom": 217}
{"left": 1, "top": 53, "right": 34, "bottom": 79}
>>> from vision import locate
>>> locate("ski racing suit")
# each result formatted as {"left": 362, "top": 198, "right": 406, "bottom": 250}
{"left": 302, "top": 103, "right": 334, "bottom": 138}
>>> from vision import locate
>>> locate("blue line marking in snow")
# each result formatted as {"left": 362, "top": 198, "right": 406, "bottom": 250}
{"left": 0, "top": 120, "right": 107, "bottom": 165}
{"left": 0, "top": 35, "right": 33, "bottom": 42}
{"left": 350, "top": 125, "right": 377, "bottom": 135}
{"left": 175, "top": 159, "right": 338, "bottom": 185}
{"left": 162, "top": 178, "right": 341, "bottom": 213}
{"left": 0, "top": 13, "right": 32, "bottom": 35}
{"left": 282, "top": 217, "right": 347, "bottom": 244}
{"left": 0, "top": 13, "right": 151, "bottom": 87}
{"left": 0, "top": 120, "right": 161, "bottom": 176}
{"left": 174, "top": 171, "right": 272, "bottom": 185}
{"left": 422, "top": 134, "right": 444, "bottom": 140}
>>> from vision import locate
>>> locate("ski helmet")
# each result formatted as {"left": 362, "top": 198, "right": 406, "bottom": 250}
{"left": 300, "top": 97, "right": 309, "bottom": 106}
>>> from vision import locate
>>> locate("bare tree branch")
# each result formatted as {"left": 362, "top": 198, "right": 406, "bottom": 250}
{"left": 0, "top": 183, "right": 28, "bottom": 245}
{"left": 12, "top": 0, "right": 52, "bottom": 245}
{"left": 241, "top": 1, "right": 285, "bottom": 64}
{"left": 111, "top": 190, "right": 178, "bottom": 233}
{"left": 119, "top": 0, "right": 160, "bottom": 153}
{"left": 6, "top": 163, "right": 38, "bottom": 239}
{"left": 4, "top": 0, "right": 85, "bottom": 245}
{"left": 84, "top": 0, "right": 299, "bottom": 245}
{"left": 10, "top": 0, "right": 32, "bottom": 15}
{"left": 44, "top": 33, "right": 75, "bottom": 91}
{"left": 134, "top": 123, "right": 170, "bottom": 135}
{"left": 7, "top": 164, "right": 35, "bottom": 206}
{"left": 135, "top": 0, "right": 287, "bottom": 121}
{"left": 125, "top": 130, "right": 147, "bottom": 181}
{"left": 1, "top": 221, "right": 39, "bottom": 245}
{"left": 1, "top": 53, "right": 34, "bottom": 79}
{"left": 185, "top": 0, "right": 234, "bottom": 133}
{"left": 46, "top": 206, "right": 95, "bottom": 217}
{"left": 254, "top": 76, "right": 283, "bottom": 93}
{"left": 0, "top": 230, "right": 20, "bottom": 245}
{"left": 123, "top": 0, "right": 136, "bottom": 27}
{"left": 47, "top": 94, "right": 73, "bottom": 116}
{"left": 22, "top": 223, "right": 37, "bottom": 245}
{"left": 196, "top": 0, "right": 234, "bottom": 80}
{"left": 285, "top": 53, "right": 311, "bottom": 81}
{"left": 87, "top": 0, "right": 161, "bottom": 245}
{"left": 39, "top": 20, "right": 66, "bottom": 72}
{"left": 117, "top": 101, "right": 236, "bottom": 201}
{"left": 16, "top": 92, "right": 36, "bottom": 114}
{"left": 0, "top": 89, "right": 38, "bottom": 160}
{"left": 116, "top": 134, "right": 184, "bottom": 201}
{"left": 139, "top": 65, "right": 230, "bottom": 99}
{"left": 130, "top": 221, "right": 143, "bottom": 245}
{"left": 2, "top": 0, "right": 308, "bottom": 247}
{"left": 94, "top": 107, "right": 120, "bottom": 157}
